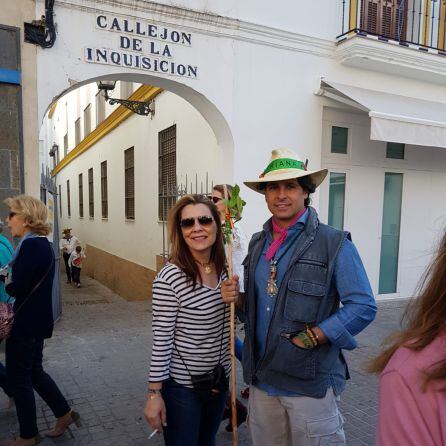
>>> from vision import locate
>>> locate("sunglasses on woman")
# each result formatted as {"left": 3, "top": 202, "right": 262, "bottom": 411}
{"left": 180, "top": 216, "right": 214, "bottom": 228}
{"left": 211, "top": 196, "right": 222, "bottom": 204}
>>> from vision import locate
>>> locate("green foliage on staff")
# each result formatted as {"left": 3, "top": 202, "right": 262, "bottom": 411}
{"left": 222, "top": 184, "right": 246, "bottom": 244}
{"left": 225, "top": 185, "right": 246, "bottom": 221}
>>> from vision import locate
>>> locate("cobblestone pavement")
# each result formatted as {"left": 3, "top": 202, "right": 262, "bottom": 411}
{"left": 0, "top": 276, "right": 406, "bottom": 445}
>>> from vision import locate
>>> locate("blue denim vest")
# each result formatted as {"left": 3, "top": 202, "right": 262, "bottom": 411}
{"left": 241, "top": 206, "right": 350, "bottom": 398}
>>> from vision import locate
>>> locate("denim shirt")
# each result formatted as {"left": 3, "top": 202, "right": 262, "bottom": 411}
{"left": 254, "top": 210, "right": 376, "bottom": 396}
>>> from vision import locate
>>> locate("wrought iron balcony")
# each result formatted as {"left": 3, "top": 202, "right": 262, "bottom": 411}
{"left": 338, "top": 0, "right": 446, "bottom": 53}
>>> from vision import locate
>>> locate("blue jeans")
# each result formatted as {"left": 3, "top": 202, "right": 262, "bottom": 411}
{"left": 235, "top": 337, "right": 243, "bottom": 362}
{"left": 6, "top": 336, "right": 71, "bottom": 439}
{"left": 0, "top": 361, "right": 13, "bottom": 397}
{"left": 162, "top": 378, "right": 227, "bottom": 446}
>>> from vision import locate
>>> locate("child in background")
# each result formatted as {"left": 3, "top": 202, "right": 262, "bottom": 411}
{"left": 69, "top": 245, "right": 86, "bottom": 288}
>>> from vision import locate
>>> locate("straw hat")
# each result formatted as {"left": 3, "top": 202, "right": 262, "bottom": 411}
{"left": 244, "top": 148, "right": 328, "bottom": 194}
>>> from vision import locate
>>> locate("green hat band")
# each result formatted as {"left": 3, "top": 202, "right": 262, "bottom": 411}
{"left": 263, "top": 158, "right": 306, "bottom": 175}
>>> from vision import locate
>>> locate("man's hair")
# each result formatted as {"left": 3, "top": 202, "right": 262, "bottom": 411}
{"left": 297, "top": 177, "right": 316, "bottom": 207}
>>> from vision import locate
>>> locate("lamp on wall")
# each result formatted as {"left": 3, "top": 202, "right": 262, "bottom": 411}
{"left": 49, "top": 143, "right": 58, "bottom": 157}
{"left": 96, "top": 80, "right": 155, "bottom": 117}
{"left": 50, "top": 143, "right": 59, "bottom": 158}
{"left": 49, "top": 143, "right": 59, "bottom": 168}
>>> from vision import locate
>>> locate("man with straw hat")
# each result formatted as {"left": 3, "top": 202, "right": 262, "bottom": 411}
{"left": 222, "top": 149, "right": 377, "bottom": 445}
{"left": 59, "top": 228, "right": 79, "bottom": 284}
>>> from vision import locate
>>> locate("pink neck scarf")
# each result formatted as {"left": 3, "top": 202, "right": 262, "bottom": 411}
{"left": 265, "top": 208, "right": 306, "bottom": 261}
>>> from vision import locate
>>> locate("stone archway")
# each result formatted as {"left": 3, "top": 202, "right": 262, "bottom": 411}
{"left": 40, "top": 70, "right": 233, "bottom": 301}
{"left": 43, "top": 72, "right": 234, "bottom": 167}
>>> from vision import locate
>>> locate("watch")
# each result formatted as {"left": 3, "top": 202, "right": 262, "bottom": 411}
{"left": 147, "top": 389, "right": 162, "bottom": 400}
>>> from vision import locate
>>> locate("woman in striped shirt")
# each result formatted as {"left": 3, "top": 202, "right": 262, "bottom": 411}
{"left": 144, "top": 195, "right": 230, "bottom": 446}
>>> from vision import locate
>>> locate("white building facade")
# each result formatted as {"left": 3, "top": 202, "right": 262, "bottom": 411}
{"left": 38, "top": 0, "right": 446, "bottom": 300}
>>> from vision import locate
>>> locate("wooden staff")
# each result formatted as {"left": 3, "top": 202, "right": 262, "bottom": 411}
{"left": 223, "top": 184, "right": 238, "bottom": 446}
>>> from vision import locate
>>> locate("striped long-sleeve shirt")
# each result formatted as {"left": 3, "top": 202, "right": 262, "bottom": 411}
{"left": 149, "top": 263, "right": 230, "bottom": 387}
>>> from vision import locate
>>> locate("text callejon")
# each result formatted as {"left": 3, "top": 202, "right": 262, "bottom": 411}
{"left": 85, "top": 15, "right": 198, "bottom": 79}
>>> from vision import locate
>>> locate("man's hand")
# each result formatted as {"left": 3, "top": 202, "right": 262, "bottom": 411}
{"left": 290, "top": 335, "right": 306, "bottom": 349}
{"left": 290, "top": 327, "right": 327, "bottom": 349}
{"left": 221, "top": 275, "right": 239, "bottom": 304}
{"left": 144, "top": 395, "right": 167, "bottom": 433}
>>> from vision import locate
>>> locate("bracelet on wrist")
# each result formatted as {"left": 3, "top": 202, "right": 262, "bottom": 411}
{"left": 305, "top": 327, "right": 318, "bottom": 347}
{"left": 295, "top": 331, "right": 314, "bottom": 349}
{"left": 310, "top": 327, "right": 319, "bottom": 344}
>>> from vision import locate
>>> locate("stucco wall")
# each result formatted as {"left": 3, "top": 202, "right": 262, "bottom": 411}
{"left": 54, "top": 89, "right": 221, "bottom": 272}
{"left": 319, "top": 107, "right": 446, "bottom": 298}
{"left": 82, "top": 244, "right": 156, "bottom": 300}
{"left": 36, "top": 0, "right": 446, "bottom": 300}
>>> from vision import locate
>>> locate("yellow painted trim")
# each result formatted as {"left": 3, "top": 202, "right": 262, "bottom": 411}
{"left": 51, "top": 85, "right": 162, "bottom": 177}
{"left": 422, "top": 0, "right": 432, "bottom": 46}
{"left": 48, "top": 101, "right": 57, "bottom": 119}
{"left": 349, "top": 0, "right": 358, "bottom": 31}
{"left": 438, "top": 0, "right": 446, "bottom": 50}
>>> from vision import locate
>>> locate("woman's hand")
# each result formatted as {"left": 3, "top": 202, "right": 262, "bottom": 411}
{"left": 144, "top": 395, "right": 167, "bottom": 433}
{"left": 221, "top": 275, "right": 239, "bottom": 304}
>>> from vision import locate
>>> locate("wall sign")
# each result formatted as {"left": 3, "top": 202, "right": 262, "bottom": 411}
{"left": 85, "top": 15, "right": 198, "bottom": 79}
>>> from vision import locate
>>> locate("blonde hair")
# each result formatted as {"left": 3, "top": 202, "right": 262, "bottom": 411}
{"left": 4, "top": 195, "right": 51, "bottom": 236}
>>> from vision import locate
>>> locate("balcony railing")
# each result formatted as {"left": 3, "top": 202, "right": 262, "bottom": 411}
{"left": 338, "top": 0, "right": 446, "bottom": 52}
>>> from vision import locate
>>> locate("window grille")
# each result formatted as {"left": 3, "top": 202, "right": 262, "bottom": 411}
{"left": 158, "top": 125, "right": 176, "bottom": 221}
{"left": 124, "top": 147, "right": 135, "bottom": 219}
{"left": 84, "top": 104, "right": 91, "bottom": 136}
{"left": 67, "top": 180, "right": 71, "bottom": 217}
{"left": 78, "top": 173, "right": 84, "bottom": 218}
{"left": 64, "top": 133, "right": 68, "bottom": 157}
{"left": 58, "top": 185, "right": 62, "bottom": 217}
{"left": 101, "top": 160, "right": 108, "bottom": 218}
{"left": 96, "top": 91, "right": 105, "bottom": 126}
{"left": 88, "top": 168, "right": 94, "bottom": 218}
{"left": 40, "top": 186, "right": 47, "bottom": 204}
{"left": 75, "top": 118, "right": 81, "bottom": 146}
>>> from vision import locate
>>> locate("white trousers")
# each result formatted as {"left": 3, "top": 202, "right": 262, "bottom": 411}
{"left": 248, "top": 386, "right": 346, "bottom": 446}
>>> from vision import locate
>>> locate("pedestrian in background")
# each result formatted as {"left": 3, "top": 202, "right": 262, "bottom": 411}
{"left": 222, "top": 148, "right": 377, "bottom": 446}
{"left": 69, "top": 245, "right": 86, "bottom": 288}
{"left": 0, "top": 220, "right": 14, "bottom": 407}
{"left": 144, "top": 195, "right": 229, "bottom": 446}
{"left": 370, "top": 228, "right": 446, "bottom": 446}
{"left": 4, "top": 195, "right": 80, "bottom": 446}
{"left": 59, "top": 228, "right": 79, "bottom": 284}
